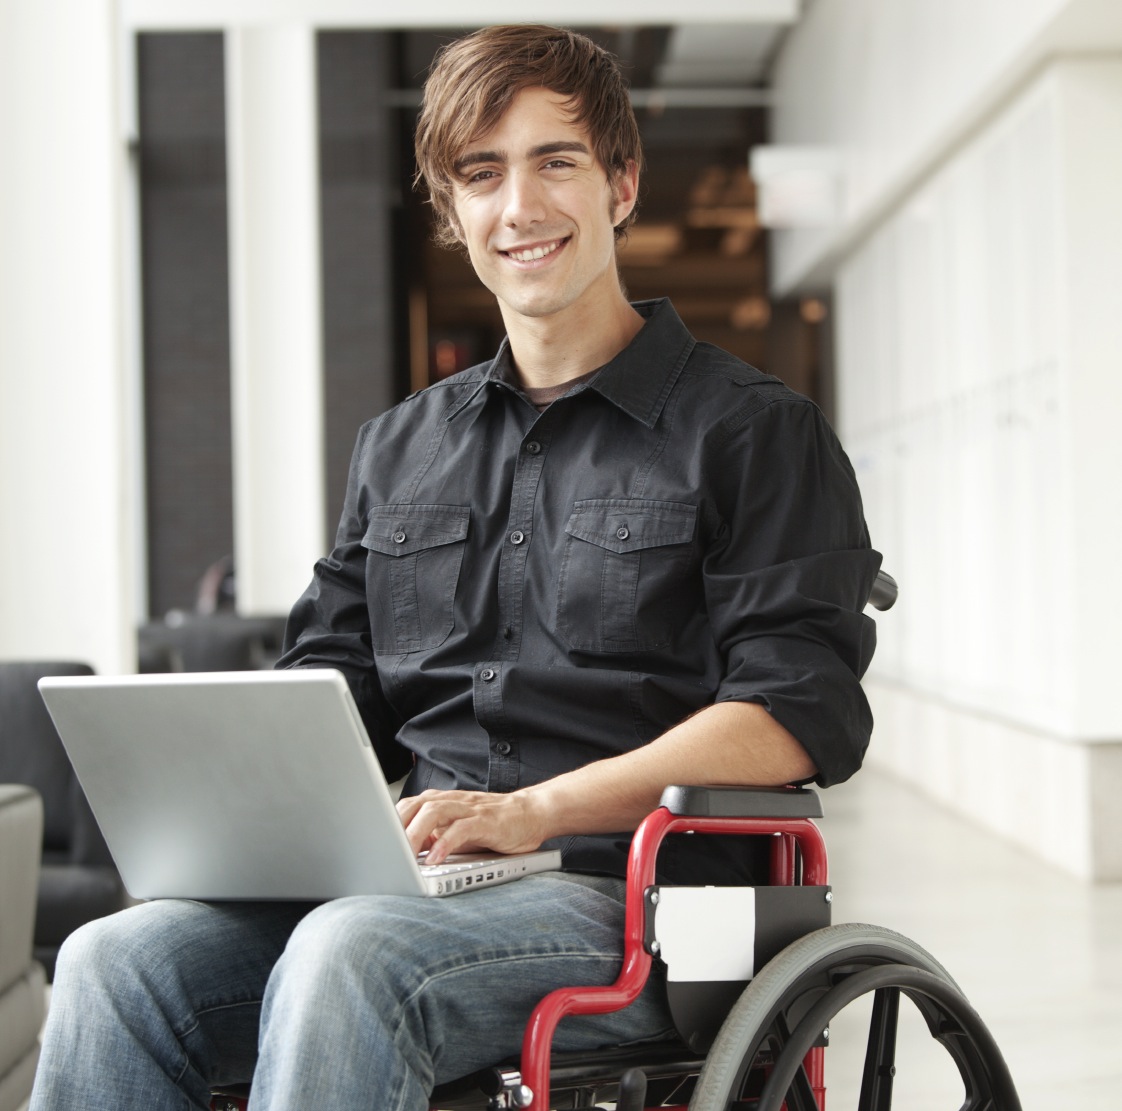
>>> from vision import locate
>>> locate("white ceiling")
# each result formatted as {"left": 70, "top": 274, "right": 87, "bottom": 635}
{"left": 123, "top": 0, "right": 801, "bottom": 31}
{"left": 657, "top": 24, "right": 786, "bottom": 88}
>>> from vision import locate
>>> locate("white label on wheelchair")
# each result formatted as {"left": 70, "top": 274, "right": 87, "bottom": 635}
{"left": 652, "top": 887, "right": 758, "bottom": 982}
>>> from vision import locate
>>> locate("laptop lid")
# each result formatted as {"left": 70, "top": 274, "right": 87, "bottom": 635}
{"left": 37, "top": 669, "right": 559, "bottom": 901}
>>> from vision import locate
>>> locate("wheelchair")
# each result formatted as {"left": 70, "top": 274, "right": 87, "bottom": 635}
{"left": 212, "top": 571, "right": 1023, "bottom": 1110}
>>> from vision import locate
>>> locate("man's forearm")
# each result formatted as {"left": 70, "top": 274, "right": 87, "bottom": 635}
{"left": 398, "top": 701, "right": 815, "bottom": 862}
{"left": 521, "top": 701, "right": 816, "bottom": 841}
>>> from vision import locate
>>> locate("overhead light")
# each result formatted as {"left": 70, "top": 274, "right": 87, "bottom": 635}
{"left": 730, "top": 297, "right": 771, "bottom": 330}
{"left": 800, "top": 298, "right": 828, "bottom": 324}
{"left": 720, "top": 227, "right": 758, "bottom": 257}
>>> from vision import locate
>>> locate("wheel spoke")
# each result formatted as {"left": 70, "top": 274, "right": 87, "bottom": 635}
{"left": 858, "top": 987, "right": 900, "bottom": 1111}
{"left": 687, "top": 924, "right": 1021, "bottom": 1111}
{"left": 784, "top": 1058, "right": 819, "bottom": 1111}
{"left": 756, "top": 966, "right": 1019, "bottom": 1111}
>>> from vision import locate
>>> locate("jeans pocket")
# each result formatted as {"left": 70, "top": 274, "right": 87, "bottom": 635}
{"left": 362, "top": 504, "right": 471, "bottom": 654}
{"left": 556, "top": 499, "right": 699, "bottom": 653}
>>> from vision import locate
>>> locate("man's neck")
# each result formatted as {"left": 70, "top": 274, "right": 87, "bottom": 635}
{"left": 502, "top": 294, "right": 645, "bottom": 390}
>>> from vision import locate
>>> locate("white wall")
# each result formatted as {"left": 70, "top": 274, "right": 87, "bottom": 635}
{"left": 768, "top": 0, "right": 1122, "bottom": 294}
{"left": 770, "top": 0, "right": 1122, "bottom": 878}
{"left": 837, "top": 69, "right": 1076, "bottom": 735}
{"left": 0, "top": 0, "right": 138, "bottom": 675}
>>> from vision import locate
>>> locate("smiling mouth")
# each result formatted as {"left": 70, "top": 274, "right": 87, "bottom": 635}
{"left": 502, "top": 238, "right": 566, "bottom": 262}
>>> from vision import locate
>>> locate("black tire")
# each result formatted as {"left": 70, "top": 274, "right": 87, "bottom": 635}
{"left": 689, "top": 923, "right": 1020, "bottom": 1111}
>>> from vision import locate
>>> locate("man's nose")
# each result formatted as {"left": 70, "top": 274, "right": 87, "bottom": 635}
{"left": 501, "top": 169, "right": 547, "bottom": 227}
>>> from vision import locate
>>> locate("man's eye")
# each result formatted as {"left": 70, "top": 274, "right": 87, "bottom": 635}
{"left": 467, "top": 169, "right": 497, "bottom": 184}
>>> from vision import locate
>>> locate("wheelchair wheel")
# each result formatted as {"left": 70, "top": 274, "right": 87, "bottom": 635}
{"left": 689, "top": 923, "right": 1020, "bottom": 1110}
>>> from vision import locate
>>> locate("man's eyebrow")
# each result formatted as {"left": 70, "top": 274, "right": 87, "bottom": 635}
{"left": 453, "top": 140, "right": 591, "bottom": 175}
{"left": 453, "top": 149, "right": 503, "bottom": 174}
{"left": 530, "top": 140, "right": 591, "bottom": 158}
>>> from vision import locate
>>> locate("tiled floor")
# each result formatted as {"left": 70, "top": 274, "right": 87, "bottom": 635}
{"left": 818, "top": 766, "right": 1122, "bottom": 1109}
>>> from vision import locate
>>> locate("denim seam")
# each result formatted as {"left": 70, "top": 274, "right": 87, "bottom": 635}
{"left": 400, "top": 949, "right": 621, "bottom": 1011}
{"left": 177, "top": 997, "right": 265, "bottom": 1038}
{"left": 173, "top": 999, "right": 265, "bottom": 1087}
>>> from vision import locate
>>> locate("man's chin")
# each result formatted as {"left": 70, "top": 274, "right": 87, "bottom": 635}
{"left": 495, "top": 290, "right": 573, "bottom": 324}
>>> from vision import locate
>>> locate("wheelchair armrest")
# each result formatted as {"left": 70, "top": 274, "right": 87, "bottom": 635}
{"left": 658, "top": 784, "right": 822, "bottom": 820}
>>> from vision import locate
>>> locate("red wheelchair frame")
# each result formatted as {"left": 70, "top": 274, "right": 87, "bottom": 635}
{"left": 513, "top": 803, "right": 828, "bottom": 1110}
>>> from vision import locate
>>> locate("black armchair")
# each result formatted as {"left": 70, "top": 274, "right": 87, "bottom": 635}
{"left": 138, "top": 613, "right": 288, "bottom": 673}
{"left": 0, "top": 661, "right": 128, "bottom": 980}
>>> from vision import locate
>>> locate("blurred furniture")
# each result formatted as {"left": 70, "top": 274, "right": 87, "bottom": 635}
{"left": 138, "top": 613, "right": 288, "bottom": 673}
{"left": 0, "top": 784, "right": 47, "bottom": 1111}
{"left": 0, "top": 662, "right": 128, "bottom": 981}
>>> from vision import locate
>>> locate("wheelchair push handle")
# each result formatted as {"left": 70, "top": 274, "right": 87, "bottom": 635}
{"left": 868, "top": 569, "right": 897, "bottom": 611}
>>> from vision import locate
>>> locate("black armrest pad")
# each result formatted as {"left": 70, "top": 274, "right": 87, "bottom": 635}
{"left": 659, "top": 785, "right": 822, "bottom": 819}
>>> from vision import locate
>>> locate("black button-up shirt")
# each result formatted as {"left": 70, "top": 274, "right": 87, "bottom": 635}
{"left": 279, "top": 299, "right": 881, "bottom": 884}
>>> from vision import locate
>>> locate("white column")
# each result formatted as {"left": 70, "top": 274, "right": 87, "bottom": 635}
{"left": 225, "top": 23, "right": 325, "bottom": 616}
{"left": 0, "top": 0, "right": 138, "bottom": 674}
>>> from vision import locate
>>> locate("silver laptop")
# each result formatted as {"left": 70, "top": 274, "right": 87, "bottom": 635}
{"left": 37, "top": 668, "right": 560, "bottom": 901}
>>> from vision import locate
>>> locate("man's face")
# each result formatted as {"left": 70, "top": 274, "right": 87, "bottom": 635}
{"left": 449, "top": 87, "right": 638, "bottom": 329}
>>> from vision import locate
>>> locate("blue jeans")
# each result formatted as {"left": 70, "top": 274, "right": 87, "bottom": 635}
{"left": 30, "top": 872, "right": 675, "bottom": 1110}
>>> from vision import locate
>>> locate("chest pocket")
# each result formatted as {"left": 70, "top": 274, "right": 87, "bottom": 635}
{"left": 557, "top": 499, "right": 699, "bottom": 654}
{"left": 362, "top": 504, "right": 470, "bottom": 654}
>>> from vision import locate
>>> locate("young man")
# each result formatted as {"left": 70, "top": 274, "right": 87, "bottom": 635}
{"left": 30, "top": 25, "right": 880, "bottom": 1111}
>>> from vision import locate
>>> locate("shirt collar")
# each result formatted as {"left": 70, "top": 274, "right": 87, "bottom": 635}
{"left": 589, "top": 299, "right": 696, "bottom": 428}
{"left": 444, "top": 299, "right": 695, "bottom": 429}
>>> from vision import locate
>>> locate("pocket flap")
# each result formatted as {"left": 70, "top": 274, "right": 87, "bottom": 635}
{"left": 565, "top": 499, "right": 697, "bottom": 555}
{"left": 362, "top": 504, "right": 470, "bottom": 556}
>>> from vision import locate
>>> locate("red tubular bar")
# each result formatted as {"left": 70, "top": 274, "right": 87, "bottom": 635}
{"left": 770, "top": 830, "right": 826, "bottom": 1107}
{"left": 770, "top": 832, "right": 797, "bottom": 886}
{"left": 519, "top": 807, "right": 828, "bottom": 1108}
{"left": 808, "top": 1046, "right": 826, "bottom": 1107}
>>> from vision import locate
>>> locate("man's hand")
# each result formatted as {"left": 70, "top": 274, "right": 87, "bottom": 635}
{"left": 396, "top": 789, "right": 548, "bottom": 865}
{"left": 396, "top": 702, "right": 815, "bottom": 867}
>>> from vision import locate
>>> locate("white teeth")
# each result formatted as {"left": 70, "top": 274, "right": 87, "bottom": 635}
{"left": 509, "top": 241, "right": 560, "bottom": 262}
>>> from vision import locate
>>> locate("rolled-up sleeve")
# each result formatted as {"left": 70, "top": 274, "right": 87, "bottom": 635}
{"left": 705, "top": 394, "right": 881, "bottom": 786}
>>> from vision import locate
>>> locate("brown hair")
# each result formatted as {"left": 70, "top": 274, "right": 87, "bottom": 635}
{"left": 414, "top": 25, "right": 643, "bottom": 247}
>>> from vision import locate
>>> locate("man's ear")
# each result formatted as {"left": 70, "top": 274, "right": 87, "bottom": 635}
{"left": 610, "top": 160, "right": 640, "bottom": 227}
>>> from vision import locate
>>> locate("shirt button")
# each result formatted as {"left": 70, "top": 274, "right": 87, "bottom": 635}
{"left": 524, "top": 441, "right": 542, "bottom": 455}
{"left": 392, "top": 530, "right": 407, "bottom": 544}
{"left": 510, "top": 530, "right": 525, "bottom": 545}
{"left": 616, "top": 526, "right": 630, "bottom": 541}
{"left": 494, "top": 741, "right": 512, "bottom": 756}
{"left": 480, "top": 668, "right": 496, "bottom": 682}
